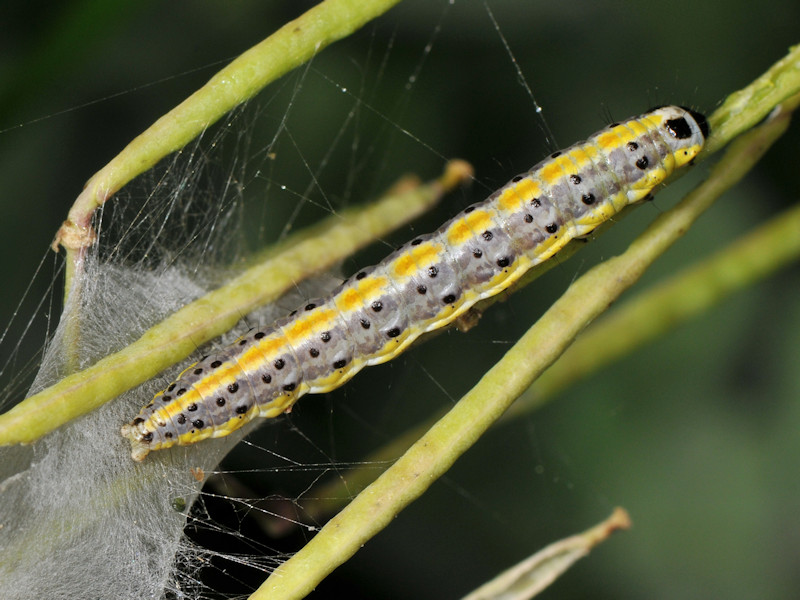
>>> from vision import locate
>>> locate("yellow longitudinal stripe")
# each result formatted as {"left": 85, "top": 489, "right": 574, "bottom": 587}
{"left": 285, "top": 308, "right": 336, "bottom": 344}
{"left": 539, "top": 157, "right": 568, "bottom": 185}
{"left": 446, "top": 220, "right": 472, "bottom": 246}
{"left": 498, "top": 178, "right": 540, "bottom": 212}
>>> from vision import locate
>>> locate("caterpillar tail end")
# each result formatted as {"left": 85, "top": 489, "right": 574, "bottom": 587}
{"left": 120, "top": 421, "right": 152, "bottom": 462}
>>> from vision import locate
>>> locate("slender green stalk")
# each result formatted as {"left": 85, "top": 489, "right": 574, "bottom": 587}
{"left": 274, "top": 192, "right": 800, "bottom": 525}
{"left": 705, "top": 43, "right": 800, "bottom": 156}
{"left": 248, "top": 78, "right": 797, "bottom": 600}
{"left": 506, "top": 198, "right": 800, "bottom": 420}
{"left": 268, "top": 94, "right": 800, "bottom": 534}
{"left": 56, "top": 0, "right": 405, "bottom": 296}
{"left": 462, "top": 508, "right": 631, "bottom": 600}
{"left": 0, "top": 162, "right": 469, "bottom": 446}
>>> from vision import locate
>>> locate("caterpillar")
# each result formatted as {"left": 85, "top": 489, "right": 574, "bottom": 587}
{"left": 122, "top": 105, "right": 708, "bottom": 461}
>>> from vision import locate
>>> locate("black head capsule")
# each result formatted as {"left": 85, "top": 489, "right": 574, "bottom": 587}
{"left": 664, "top": 117, "right": 692, "bottom": 140}
{"left": 648, "top": 105, "right": 708, "bottom": 141}
{"left": 681, "top": 106, "right": 710, "bottom": 139}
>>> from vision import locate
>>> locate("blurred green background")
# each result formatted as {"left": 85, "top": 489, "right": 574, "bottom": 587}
{"left": 1, "top": 1, "right": 799, "bottom": 598}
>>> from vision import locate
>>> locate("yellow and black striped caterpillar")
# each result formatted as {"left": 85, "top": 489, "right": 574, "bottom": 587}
{"left": 122, "top": 105, "right": 708, "bottom": 461}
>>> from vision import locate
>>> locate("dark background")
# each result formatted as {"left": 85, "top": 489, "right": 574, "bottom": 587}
{"left": 1, "top": 1, "right": 799, "bottom": 598}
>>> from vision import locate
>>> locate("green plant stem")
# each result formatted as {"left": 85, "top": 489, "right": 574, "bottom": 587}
{"left": 248, "top": 73, "right": 796, "bottom": 600}
{"left": 506, "top": 198, "right": 800, "bottom": 420}
{"left": 705, "top": 43, "right": 800, "bottom": 156}
{"left": 0, "top": 163, "right": 469, "bottom": 446}
{"left": 277, "top": 95, "right": 800, "bottom": 532}
{"left": 281, "top": 191, "right": 800, "bottom": 524}
{"left": 462, "top": 508, "right": 631, "bottom": 600}
{"left": 56, "top": 0, "right": 406, "bottom": 297}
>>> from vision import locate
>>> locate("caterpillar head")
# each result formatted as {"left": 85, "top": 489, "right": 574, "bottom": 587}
{"left": 649, "top": 105, "right": 708, "bottom": 168}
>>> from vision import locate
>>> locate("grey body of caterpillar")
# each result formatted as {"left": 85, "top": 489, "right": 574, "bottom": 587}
{"left": 122, "top": 105, "right": 708, "bottom": 461}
